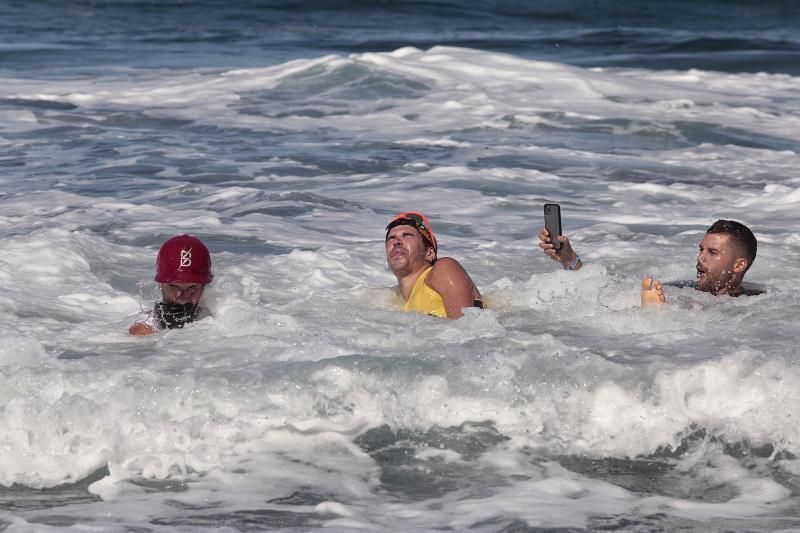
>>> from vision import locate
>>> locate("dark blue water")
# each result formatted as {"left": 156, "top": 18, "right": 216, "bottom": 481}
{"left": 1, "top": 0, "right": 799, "bottom": 74}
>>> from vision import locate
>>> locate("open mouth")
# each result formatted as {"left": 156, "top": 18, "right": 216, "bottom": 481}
{"left": 696, "top": 263, "right": 706, "bottom": 279}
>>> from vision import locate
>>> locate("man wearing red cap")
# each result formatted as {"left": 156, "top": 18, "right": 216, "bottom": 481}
{"left": 385, "top": 212, "right": 482, "bottom": 319}
{"left": 129, "top": 234, "right": 214, "bottom": 335}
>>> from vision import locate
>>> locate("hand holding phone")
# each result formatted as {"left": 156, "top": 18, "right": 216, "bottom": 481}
{"left": 543, "top": 203, "right": 562, "bottom": 250}
{"left": 539, "top": 203, "right": 582, "bottom": 270}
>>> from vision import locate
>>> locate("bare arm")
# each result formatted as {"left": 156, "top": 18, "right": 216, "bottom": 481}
{"left": 426, "top": 257, "right": 479, "bottom": 319}
{"left": 537, "top": 227, "right": 582, "bottom": 270}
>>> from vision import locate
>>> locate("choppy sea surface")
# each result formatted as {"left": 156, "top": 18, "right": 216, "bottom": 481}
{"left": 2, "top": 1, "right": 800, "bottom": 531}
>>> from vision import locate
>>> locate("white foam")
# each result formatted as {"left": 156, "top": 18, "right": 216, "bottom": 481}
{"left": 2, "top": 45, "right": 800, "bottom": 529}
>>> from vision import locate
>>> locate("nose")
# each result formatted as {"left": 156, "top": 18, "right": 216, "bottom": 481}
{"left": 180, "top": 287, "right": 202, "bottom": 300}
{"left": 171, "top": 286, "right": 199, "bottom": 301}
{"left": 173, "top": 293, "right": 196, "bottom": 305}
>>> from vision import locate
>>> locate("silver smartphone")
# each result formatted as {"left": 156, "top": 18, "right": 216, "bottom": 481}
{"left": 543, "top": 203, "right": 562, "bottom": 250}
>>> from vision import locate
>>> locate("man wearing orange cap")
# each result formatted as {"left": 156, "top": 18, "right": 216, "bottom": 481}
{"left": 129, "top": 234, "right": 214, "bottom": 335}
{"left": 385, "top": 212, "right": 482, "bottom": 319}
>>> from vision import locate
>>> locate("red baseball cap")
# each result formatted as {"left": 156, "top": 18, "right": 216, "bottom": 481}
{"left": 154, "top": 234, "right": 213, "bottom": 284}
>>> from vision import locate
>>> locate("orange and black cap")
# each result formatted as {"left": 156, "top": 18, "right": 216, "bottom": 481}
{"left": 385, "top": 211, "right": 438, "bottom": 253}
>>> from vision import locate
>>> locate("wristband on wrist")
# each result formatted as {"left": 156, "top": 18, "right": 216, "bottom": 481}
{"left": 566, "top": 255, "right": 581, "bottom": 270}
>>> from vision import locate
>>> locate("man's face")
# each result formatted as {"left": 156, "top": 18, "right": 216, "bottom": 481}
{"left": 386, "top": 224, "right": 435, "bottom": 276}
{"left": 161, "top": 283, "right": 205, "bottom": 305}
{"left": 696, "top": 233, "right": 744, "bottom": 295}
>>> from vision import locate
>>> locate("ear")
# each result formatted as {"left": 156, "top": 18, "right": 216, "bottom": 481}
{"left": 732, "top": 257, "right": 748, "bottom": 273}
{"left": 425, "top": 246, "right": 436, "bottom": 263}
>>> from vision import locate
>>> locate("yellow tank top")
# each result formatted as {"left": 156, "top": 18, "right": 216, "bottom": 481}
{"left": 403, "top": 266, "right": 447, "bottom": 318}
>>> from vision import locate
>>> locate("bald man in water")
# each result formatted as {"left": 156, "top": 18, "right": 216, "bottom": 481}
{"left": 538, "top": 219, "right": 758, "bottom": 307}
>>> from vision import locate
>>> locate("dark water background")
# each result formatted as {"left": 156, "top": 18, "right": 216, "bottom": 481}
{"left": 1, "top": 0, "right": 799, "bottom": 74}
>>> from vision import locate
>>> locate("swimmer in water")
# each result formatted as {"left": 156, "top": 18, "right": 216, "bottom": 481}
{"left": 385, "top": 211, "right": 482, "bottom": 319}
{"left": 537, "top": 219, "right": 758, "bottom": 308}
{"left": 129, "top": 234, "right": 213, "bottom": 335}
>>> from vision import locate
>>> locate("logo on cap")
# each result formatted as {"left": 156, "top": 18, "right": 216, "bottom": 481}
{"left": 180, "top": 248, "right": 193, "bottom": 268}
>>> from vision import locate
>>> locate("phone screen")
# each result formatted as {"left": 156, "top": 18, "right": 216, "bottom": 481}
{"left": 543, "top": 203, "right": 562, "bottom": 250}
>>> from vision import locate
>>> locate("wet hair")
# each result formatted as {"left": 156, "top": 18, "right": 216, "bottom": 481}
{"left": 706, "top": 220, "right": 757, "bottom": 271}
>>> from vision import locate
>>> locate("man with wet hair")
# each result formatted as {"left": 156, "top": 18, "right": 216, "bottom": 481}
{"left": 537, "top": 219, "right": 758, "bottom": 307}
{"left": 129, "top": 234, "right": 214, "bottom": 335}
{"left": 385, "top": 211, "right": 482, "bottom": 319}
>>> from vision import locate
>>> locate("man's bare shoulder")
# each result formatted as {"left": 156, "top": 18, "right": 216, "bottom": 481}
{"left": 427, "top": 257, "right": 475, "bottom": 301}
{"left": 429, "top": 257, "right": 470, "bottom": 280}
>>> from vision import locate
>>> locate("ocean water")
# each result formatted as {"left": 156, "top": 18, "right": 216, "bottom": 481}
{"left": 1, "top": 1, "right": 800, "bottom": 531}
